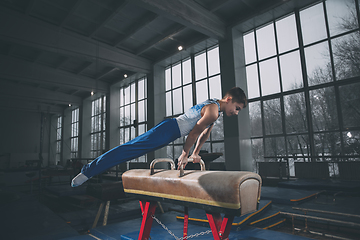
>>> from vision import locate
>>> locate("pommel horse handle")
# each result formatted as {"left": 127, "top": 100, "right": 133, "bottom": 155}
{"left": 150, "top": 158, "right": 175, "bottom": 175}
{"left": 179, "top": 158, "right": 205, "bottom": 177}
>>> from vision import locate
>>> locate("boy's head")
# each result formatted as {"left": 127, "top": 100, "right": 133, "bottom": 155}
{"left": 223, "top": 87, "right": 248, "bottom": 108}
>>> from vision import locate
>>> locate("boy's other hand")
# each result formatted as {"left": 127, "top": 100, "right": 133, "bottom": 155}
{"left": 189, "top": 154, "right": 201, "bottom": 163}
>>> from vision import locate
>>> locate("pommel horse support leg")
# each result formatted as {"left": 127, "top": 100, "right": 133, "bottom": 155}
{"left": 122, "top": 158, "right": 262, "bottom": 240}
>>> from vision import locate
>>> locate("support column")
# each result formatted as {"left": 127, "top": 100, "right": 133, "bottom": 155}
{"left": 62, "top": 107, "right": 72, "bottom": 165}
{"left": 147, "top": 64, "right": 167, "bottom": 163}
{"left": 219, "top": 28, "right": 252, "bottom": 171}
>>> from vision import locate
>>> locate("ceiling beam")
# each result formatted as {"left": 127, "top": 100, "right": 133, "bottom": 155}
{"left": 0, "top": 54, "right": 108, "bottom": 93}
{"left": 136, "top": 25, "right": 186, "bottom": 55}
{"left": 114, "top": 12, "right": 158, "bottom": 47}
{"left": 60, "top": 0, "right": 84, "bottom": 27}
{"left": 89, "top": 0, "right": 129, "bottom": 38}
{"left": 96, "top": 67, "right": 118, "bottom": 80}
{"left": 0, "top": 81, "right": 83, "bottom": 106}
{"left": 0, "top": 6, "right": 152, "bottom": 74}
{"left": 208, "top": 0, "right": 232, "bottom": 12}
{"left": 131, "top": 0, "right": 226, "bottom": 39}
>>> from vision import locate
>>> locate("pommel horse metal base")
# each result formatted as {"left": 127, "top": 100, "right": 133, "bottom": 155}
{"left": 122, "top": 158, "right": 262, "bottom": 240}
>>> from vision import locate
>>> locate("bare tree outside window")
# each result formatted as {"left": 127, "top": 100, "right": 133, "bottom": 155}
{"left": 245, "top": 0, "right": 360, "bottom": 178}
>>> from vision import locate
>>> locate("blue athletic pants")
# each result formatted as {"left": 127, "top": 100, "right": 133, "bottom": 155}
{"left": 81, "top": 118, "right": 181, "bottom": 178}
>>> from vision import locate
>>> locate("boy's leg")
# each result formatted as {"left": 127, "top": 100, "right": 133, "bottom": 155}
{"left": 71, "top": 119, "right": 180, "bottom": 187}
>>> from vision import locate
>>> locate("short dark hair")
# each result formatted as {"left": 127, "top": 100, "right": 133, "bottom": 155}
{"left": 224, "top": 87, "right": 248, "bottom": 108}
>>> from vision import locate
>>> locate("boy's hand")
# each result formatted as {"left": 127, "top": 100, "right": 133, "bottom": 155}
{"left": 189, "top": 153, "right": 201, "bottom": 163}
{"left": 177, "top": 154, "right": 188, "bottom": 170}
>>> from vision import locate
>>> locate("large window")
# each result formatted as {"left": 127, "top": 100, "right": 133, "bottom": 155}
{"left": 91, "top": 96, "right": 106, "bottom": 158}
{"left": 165, "top": 46, "right": 224, "bottom": 162}
{"left": 55, "top": 115, "right": 62, "bottom": 164}
{"left": 119, "top": 77, "right": 147, "bottom": 162}
{"left": 244, "top": 0, "right": 360, "bottom": 177}
{"left": 70, "top": 108, "right": 79, "bottom": 159}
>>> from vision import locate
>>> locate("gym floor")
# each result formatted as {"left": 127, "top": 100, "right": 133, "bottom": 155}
{"left": 1, "top": 178, "right": 360, "bottom": 240}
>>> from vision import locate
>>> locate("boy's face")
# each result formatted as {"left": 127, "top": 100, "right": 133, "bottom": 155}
{"left": 225, "top": 97, "right": 244, "bottom": 117}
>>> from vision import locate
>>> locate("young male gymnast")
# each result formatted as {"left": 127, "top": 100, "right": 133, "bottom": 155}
{"left": 71, "top": 87, "right": 247, "bottom": 187}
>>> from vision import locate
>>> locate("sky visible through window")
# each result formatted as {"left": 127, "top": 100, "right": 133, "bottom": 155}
{"left": 244, "top": 0, "right": 360, "bottom": 177}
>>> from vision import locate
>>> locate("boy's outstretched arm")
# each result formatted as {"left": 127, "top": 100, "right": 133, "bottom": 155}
{"left": 177, "top": 104, "right": 218, "bottom": 169}
{"left": 190, "top": 124, "right": 213, "bottom": 162}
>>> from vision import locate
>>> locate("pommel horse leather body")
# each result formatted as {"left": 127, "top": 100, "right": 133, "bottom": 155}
{"left": 122, "top": 158, "right": 262, "bottom": 240}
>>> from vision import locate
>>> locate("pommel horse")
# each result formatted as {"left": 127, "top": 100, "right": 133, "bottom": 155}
{"left": 122, "top": 158, "right": 262, "bottom": 240}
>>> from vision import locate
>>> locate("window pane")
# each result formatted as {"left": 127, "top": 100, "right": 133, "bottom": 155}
{"left": 259, "top": 57, "right": 280, "bottom": 96}
{"left": 256, "top": 23, "right": 276, "bottom": 60}
{"left": 208, "top": 47, "right": 220, "bottom": 76}
{"left": 174, "top": 146, "right": 183, "bottom": 160}
{"left": 173, "top": 88, "right": 183, "bottom": 115}
{"left": 300, "top": 3, "right": 327, "bottom": 45}
{"left": 280, "top": 50, "right": 303, "bottom": 91}
{"left": 209, "top": 75, "right": 222, "bottom": 99}
{"left": 57, "top": 128, "right": 61, "bottom": 140}
{"left": 246, "top": 64, "right": 259, "bottom": 99}
{"left": 305, "top": 42, "right": 332, "bottom": 86}
{"left": 56, "top": 141, "right": 61, "bottom": 152}
{"left": 287, "top": 135, "right": 310, "bottom": 158}
{"left": 139, "top": 124, "right": 146, "bottom": 135}
{"left": 174, "top": 136, "right": 184, "bottom": 144}
{"left": 310, "top": 87, "right": 339, "bottom": 131}
{"left": 265, "top": 137, "right": 286, "bottom": 156}
{"left": 196, "top": 80, "right": 208, "bottom": 104}
{"left": 138, "top": 100, "right": 145, "bottom": 122}
{"left": 263, "top": 98, "right": 282, "bottom": 135}
{"left": 138, "top": 79, "right": 144, "bottom": 100}
{"left": 131, "top": 103, "right": 135, "bottom": 123}
{"left": 125, "top": 128, "right": 130, "bottom": 142}
{"left": 166, "top": 91, "right": 172, "bottom": 116}
{"left": 165, "top": 68, "right": 171, "bottom": 91}
{"left": 131, "top": 82, "right": 135, "bottom": 103}
{"left": 326, "top": 0, "right": 358, "bottom": 37}
{"left": 201, "top": 142, "right": 211, "bottom": 153}
{"left": 119, "top": 107, "right": 124, "bottom": 126}
{"left": 124, "top": 85, "right": 130, "bottom": 104}
{"left": 339, "top": 82, "right": 360, "bottom": 128}
{"left": 183, "top": 84, "right": 193, "bottom": 111}
{"left": 144, "top": 100, "right": 147, "bottom": 121}
{"left": 284, "top": 92, "right": 308, "bottom": 134}
{"left": 183, "top": 59, "right": 192, "bottom": 85}
{"left": 119, "top": 88, "right": 124, "bottom": 106}
{"left": 249, "top": 101, "right": 262, "bottom": 137}
{"left": 332, "top": 32, "right": 360, "bottom": 80}
{"left": 167, "top": 146, "right": 174, "bottom": 159}
{"left": 343, "top": 130, "right": 360, "bottom": 156}
{"left": 314, "top": 132, "right": 341, "bottom": 156}
{"left": 244, "top": 31, "right": 257, "bottom": 64}
{"left": 119, "top": 128, "right": 124, "bottom": 144}
{"left": 195, "top": 52, "right": 207, "bottom": 80}
{"left": 144, "top": 79, "right": 147, "bottom": 99}
{"left": 131, "top": 126, "right": 135, "bottom": 140}
{"left": 252, "top": 138, "right": 264, "bottom": 161}
{"left": 211, "top": 115, "right": 224, "bottom": 141}
{"left": 124, "top": 105, "right": 130, "bottom": 125}
{"left": 212, "top": 142, "right": 225, "bottom": 162}
{"left": 75, "top": 123, "right": 79, "bottom": 136}
{"left": 172, "top": 63, "right": 181, "bottom": 88}
{"left": 276, "top": 14, "right": 298, "bottom": 53}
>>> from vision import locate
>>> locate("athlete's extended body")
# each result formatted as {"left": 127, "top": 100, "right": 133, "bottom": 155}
{"left": 71, "top": 87, "right": 247, "bottom": 187}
